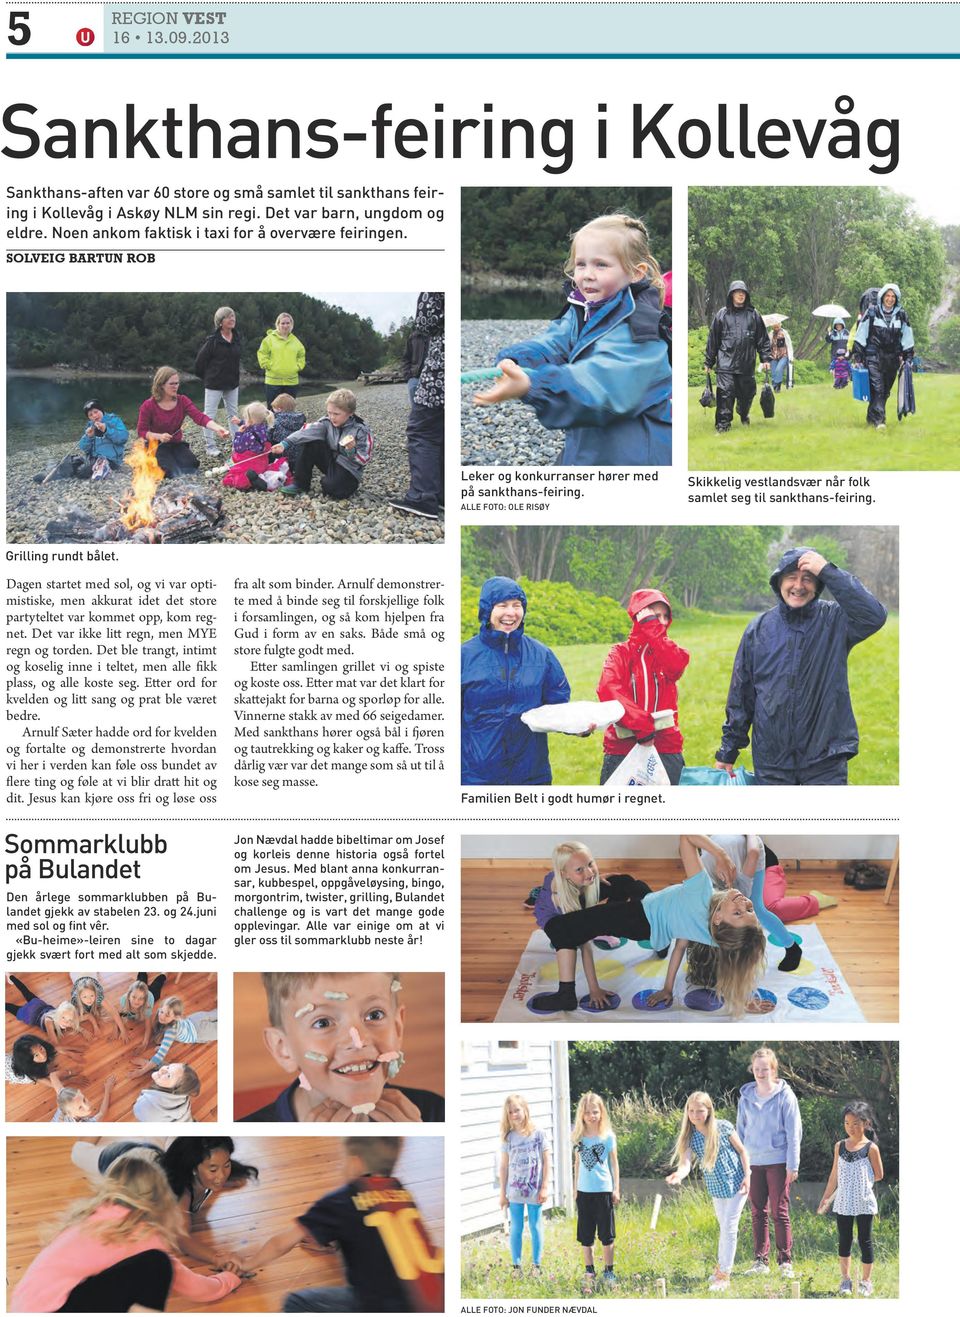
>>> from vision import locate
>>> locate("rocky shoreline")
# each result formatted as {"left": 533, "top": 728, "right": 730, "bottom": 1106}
{"left": 460, "top": 319, "right": 564, "bottom": 467}
{"left": 6, "top": 385, "right": 444, "bottom": 546}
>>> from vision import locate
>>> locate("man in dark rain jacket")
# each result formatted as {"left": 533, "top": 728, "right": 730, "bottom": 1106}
{"left": 704, "top": 280, "right": 772, "bottom": 432}
{"left": 714, "top": 547, "right": 888, "bottom": 785}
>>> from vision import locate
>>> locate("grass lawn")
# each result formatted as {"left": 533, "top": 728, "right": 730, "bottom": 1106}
{"left": 461, "top": 1194, "right": 899, "bottom": 1300}
{"left": 688, "top": 373, "right": 960, "bottom": 470}
{"left": 546, "top": 611, "right": 898, "bottom": 786}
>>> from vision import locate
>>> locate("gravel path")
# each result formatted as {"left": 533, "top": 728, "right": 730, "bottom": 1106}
{"left": 6, "top": 384, "right": 444, "bottom": 545}
{"left": 461, "top": 320, "right": 564, "bottom": 467}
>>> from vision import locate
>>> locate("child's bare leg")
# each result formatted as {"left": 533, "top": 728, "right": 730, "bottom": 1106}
{"left": 602, "top": 1244, "right": 615, "bottom": 1268}
{"left": 839, "top": 1255, "right": 851, "bottom": 1280}
{"left": 862, "top": 1263, "right": 873, "bottom": 1281}
{"left": 556, "top": 949, "right": 576, "bottom": 979}
{"left": 582, "top": 1246, "right": 594, "bottom": 1268}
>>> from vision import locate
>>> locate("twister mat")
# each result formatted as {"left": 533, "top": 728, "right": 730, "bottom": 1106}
{"left": 494, "top": 923, "right": 864, "bottom": 1023}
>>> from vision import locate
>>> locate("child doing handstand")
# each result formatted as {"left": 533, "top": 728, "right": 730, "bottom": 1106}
{"left": 474, "top": 212, "right": 671, "bottom": 466}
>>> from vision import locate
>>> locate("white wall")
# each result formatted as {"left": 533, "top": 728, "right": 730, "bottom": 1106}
{"left": 461, "top": 833, "right": 896, "bottom": 861}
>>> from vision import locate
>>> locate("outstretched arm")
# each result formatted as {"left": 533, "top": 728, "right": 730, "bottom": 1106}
{"left": 679, "top": 836, "right": 705, "bottom": 879}
{"left": 242, "top": 1222, "right": 312, "bottom": 1271}
{"left": 646, "top": 939, "right": 688, "bottom": 1009}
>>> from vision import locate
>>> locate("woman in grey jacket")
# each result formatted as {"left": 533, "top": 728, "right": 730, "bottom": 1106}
{"left": 736, "top": 1047, "right": 802, "bottom": 1278}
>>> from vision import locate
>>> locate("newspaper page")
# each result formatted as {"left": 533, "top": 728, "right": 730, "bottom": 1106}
{"left": 1, "top": 0, "right": 936, "bottom": 1311}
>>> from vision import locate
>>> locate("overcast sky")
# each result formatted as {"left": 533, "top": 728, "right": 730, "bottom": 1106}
{"left": 304, "top": 291, "right": 419, "bottom": 333}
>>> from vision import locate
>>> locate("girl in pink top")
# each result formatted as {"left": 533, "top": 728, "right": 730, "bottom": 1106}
{"left": 10, "top": 1155, "right": 242, "bottom": 1312}
{"left": 136, "top": 365, "right": 230, "bottom": 479}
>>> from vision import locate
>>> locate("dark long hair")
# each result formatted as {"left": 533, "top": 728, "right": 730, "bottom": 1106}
{"left": 157, "top": 1136, "right": 259, "bottom": 1199}
{"left": 10, "top": 1034, "right": 56, "bottom": 1080}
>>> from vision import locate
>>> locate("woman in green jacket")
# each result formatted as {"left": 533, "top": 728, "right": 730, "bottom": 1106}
{"left": 257, "top": 311, "right": 306, "bottom": 407}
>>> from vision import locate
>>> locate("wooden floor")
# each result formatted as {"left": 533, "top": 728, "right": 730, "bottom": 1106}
{"left": 4, "top": 971, "right": 218, "bottom": 1122}
{"left": 6, "top": 1134, "right": 444, "bottom": 1313}
{"left": 461, "top": 858, "right": 899, "bottom": 1023}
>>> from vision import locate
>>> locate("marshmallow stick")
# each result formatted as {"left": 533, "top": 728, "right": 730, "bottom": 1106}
{"left": 655, "top": 1278, "right": 667, "bottom": 1299}
{"left": 649, "top": 1193, "right": 662, "bottom": 1230}
{"left": 791, "top": 1281, "right": 801, "bottom": 1300}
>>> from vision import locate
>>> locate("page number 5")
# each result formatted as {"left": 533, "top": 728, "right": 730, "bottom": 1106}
{"left": 8, "top": 11, "right": 31, "bottom": 45}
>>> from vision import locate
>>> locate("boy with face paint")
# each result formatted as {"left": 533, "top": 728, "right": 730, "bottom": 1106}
{"left": 715, "top": 548, "right": 887, "bottom": 785}
{"left": 241, "top": 973, "right": 445, "bottom": 1124}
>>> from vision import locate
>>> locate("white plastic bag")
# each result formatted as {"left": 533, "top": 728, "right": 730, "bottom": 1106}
{"left": 520, "top": 699, "right": 624, "bottom": 735}
{"left": 604, "top": 741, "right": 671, "bottom": 787}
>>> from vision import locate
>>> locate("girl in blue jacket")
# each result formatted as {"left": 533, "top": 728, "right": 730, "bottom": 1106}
{"left": 474, "top": 214, "right": 672, "bottom": 467}
{"left": 461, "top": 577, "right": 571, "bottom": 786}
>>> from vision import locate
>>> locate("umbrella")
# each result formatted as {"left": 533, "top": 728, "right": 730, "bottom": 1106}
{"left": 812, "top": 303, "right": 850, "bottom": 318}
{"left": 762, "top": 313, "right": 789, "bottom": 327}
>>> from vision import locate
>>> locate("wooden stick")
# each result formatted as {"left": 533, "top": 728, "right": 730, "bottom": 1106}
{"left": 655, "top": 1277, "right": 667, "bottom": 1299}
{"left": 791, "top": 1280, "right": 801, "bottom": 1299}
{"left": 649, "top": 1192, "right": 663, "bottom": 1230}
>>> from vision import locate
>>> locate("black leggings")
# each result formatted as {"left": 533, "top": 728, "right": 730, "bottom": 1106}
{"left": 57, "top": 1249, "right": 173, "bottom": 1312}
{"left": 5, "top": 974, "right": 36, "bottom": 1013}
{"left": 543, "top": 877, "right": 653, "bottom": 949}
{"left": 136, "top": 973, "right": 167, "bottom": 1000}
{"left": 837, "top": 1214, "right": 874, "bottom": 1264}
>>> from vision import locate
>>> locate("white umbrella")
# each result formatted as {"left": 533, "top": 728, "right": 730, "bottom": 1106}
{"left": 812, "top": 303, "right": 850, "bottom": 318}
{"left": 762, "top": 313, "right": 789, "bottom": 327}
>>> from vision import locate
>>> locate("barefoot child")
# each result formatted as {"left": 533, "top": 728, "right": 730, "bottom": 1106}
{"left": 499, "top": 1094, "right": 549, "bottom": 1274}
{"left": 818, "top": 1101, "right": 883, "bottom": 1297}
{"left": 667, "top": 1091, "right": 751, "bottom": 1292}
{"left": 474, "top": 212, "right": 671, "bottom": 466}
{"left": 573, "top": 1092, "right": 619, "bottom": 1292}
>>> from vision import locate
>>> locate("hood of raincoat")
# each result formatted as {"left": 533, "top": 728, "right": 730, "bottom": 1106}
{"left": 769, "top": 547, "right": 826, "bottom": 600}
{"left": 478, "top": 576, "right": 527, "bottom": 633}
{"left": 627, "top": 588, "right": 673, "bottom": 627}
{"left": 877, "top": 283, "right": 902, "bottom": 315}
{"left": 726, "top": 280, "right": 753, "bottom": 309}
{"left": 832, "top": 319, "right": 847, "bottom": 333}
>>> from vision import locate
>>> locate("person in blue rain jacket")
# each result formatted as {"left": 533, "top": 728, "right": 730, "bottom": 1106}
{"left": 474, "top": 213, "right": 672, "bottom": 466}
{"left": 461, "top": 577, "right": 572, "bottom": 786}
{"left": 852, "top": 282, "right": 914, "bottom": 429}
{"left": 714, "top": 547, "right": 888, "bottom": 786}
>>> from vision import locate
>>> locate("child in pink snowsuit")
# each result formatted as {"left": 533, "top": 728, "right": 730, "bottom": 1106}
{"left": 222, "top": 401, "right": 287, "bottom": 490}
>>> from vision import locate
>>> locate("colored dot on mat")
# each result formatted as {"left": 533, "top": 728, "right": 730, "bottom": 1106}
{"left": 538, "top": 961, "right": 559, "bottom": 982}
{"left": 578, "top": 993, "right": 622, "bottom": 1014}
{"left": 632, "top": 957, "right": 669, "bottom": 978}
{"left": 592, "top": 957, "right": 625, "bottom": 978}
{"left": 788, "top": 986, "right": 830, "bottom": 1010}
{"left": 526, "top": 995, "right": 562, "bottom": 1016}
{"left": 753, "top": 988, "right": 777, "bottom": 1005}
{"left": 684, "top": 988, "right": 724, "bottom": 1012}
{"left": 632, "top": 989, "right": 671, "bottom": 1011}
{"left": 791, "top": 957, "right": 816, "bottom": 976}
{"left": 592, "top": 936, "right": 627, "bottom": 949}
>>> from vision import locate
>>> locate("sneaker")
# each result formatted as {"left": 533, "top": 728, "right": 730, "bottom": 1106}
{"left": 281, "top": 484, "right": 306, "bottom": 497}
{"left": 744, "top": 1261, "right": 770, "bottom": 1276}
{"left": 716, "top": 424, "right": 731, "bottom": 433}
{"left": 602, "top": 1270, "right": 617, "bottom": 1289}
{"left": 838, "top": 1278, "right": 853, "bottom": 1296}
{"left": 387, "top": 496, "right": 440, "bottom": 520}
{"left": 858, "top": 1280, "right": 874, "bottom": 1297}
{"left": 582, "top": 1271, "right": 596, "bottom": 1295}
{"left": 512, "top": 1265, "right": 522, "bottom": 1276}
{"left": 708, "top": 1276, "right": 730, "bottom": 1292}
{"left": 531, "top": 1265, "right": 541, "bottom": 1277}
{"left": 780, "top": 1262, "right": 796, "bottom": 1279}
{"left": 205, "top": 437, "right": 220, "bottom": 455}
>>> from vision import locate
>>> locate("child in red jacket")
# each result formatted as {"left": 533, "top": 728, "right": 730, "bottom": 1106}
{"left": 597, "top": 589, "right": 689, "bottom": 786}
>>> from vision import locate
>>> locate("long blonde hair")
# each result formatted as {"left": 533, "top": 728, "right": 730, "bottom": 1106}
{"left": 151, "top": 996, "right": 184, "bottom": 1041}
{"left": 572, "top": 1091, "right": 611, "bottom": 1142}
{"left": 706, "top": 892, "right": 768, "bottom": 1017}
{"left": 241, "top": 401, "right": 273, "bottom": 428}
{"left": 48, "top": 1155, "right": 181, "bottom": 1249}
{"left": 564, "top": 213, "right": 665, "bottom": 304}
{"left": 673, "top": 1091, "right": 720, "bottom": 1171}
{"left": 49, "top": 1001, "right": 81, "bottom": 1036}
{"left": 549, "top": 842, "right": 600, "bottom": 915}
{"left": 499, "top": 1093, "right": 535, "bottom": 1141}
{"left": 122, "top": 981, "right": 151, "bottom": 1021}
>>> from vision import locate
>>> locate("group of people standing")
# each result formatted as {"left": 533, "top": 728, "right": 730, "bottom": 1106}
{"left": 461, "top": 549, "right": 886, "bottom": 788}
{"left": 704, "top": 279, "right": 914, "bottom": 431}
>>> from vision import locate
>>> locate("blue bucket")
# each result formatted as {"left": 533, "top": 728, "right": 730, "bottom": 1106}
{"left": 852, "top": 365, "right": 870, "bottom": 402}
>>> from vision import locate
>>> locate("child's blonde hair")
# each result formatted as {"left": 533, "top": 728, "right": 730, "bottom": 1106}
{"left": 750, "top": 1046, "right": 780, "bottom": 1076}
{"left": 549, "top": 842, "right": 600, "bottom": 915}
{"left": 673, "top": 1090, "right": 720, "bottom": 1171}
{"left": 500, "top": 1093, "right": 535, "bottom": 1141}
{"left": 56, "top": 1087, "right": 84, "bottom": 1116}
{"left": 241, "top": 401, "right": 273, "bottom": 428}
{"left": 122, "top": 981, "right": 151, "bottom": 1020}
{"left": 49, "top": 1156, "right": 181, "bottom": 1248}
{"left": 151, "top": 996, "right": 184, "bottom": 1040}
{"left": 271, "top": 392, "right": 298, "bottom": 413}
{"left": 146, "top": 1064, "right": 200, "bottom": 1098}
{"left": 565, "top": 213, "right": 665, "bottom": 305}
{"left": 706, "top": 891, "right": 768, "bottom": 1018}
{"left": 260, "top": 972, "right": 401, "bottom": 1030}
{"left": 50, "top": 1001, "right": 81, "bottom": 1036}
{"left": 327, "top": 388, "right": 357, "bottom": 414}
{"left": 572, "top": 1091, "right": 611, "bottom": 1141}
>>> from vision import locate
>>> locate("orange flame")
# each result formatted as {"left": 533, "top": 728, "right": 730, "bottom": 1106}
{"left": 121, "top": 439, "right": 164, "bottom": 529}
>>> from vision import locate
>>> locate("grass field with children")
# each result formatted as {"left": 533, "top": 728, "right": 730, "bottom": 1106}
{"left": 688, "top": 374, "right": 960, "bottom": 470}
{"left": 461, "top": 1192, "right": 899, "bottom": 1300}
{"left": 544, "top": 611, "right": 899, "bottom": 787}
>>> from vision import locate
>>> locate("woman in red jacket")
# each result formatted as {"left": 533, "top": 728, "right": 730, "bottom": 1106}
{"left": 596, "top": 589, "right": 689, "bottom": 785}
